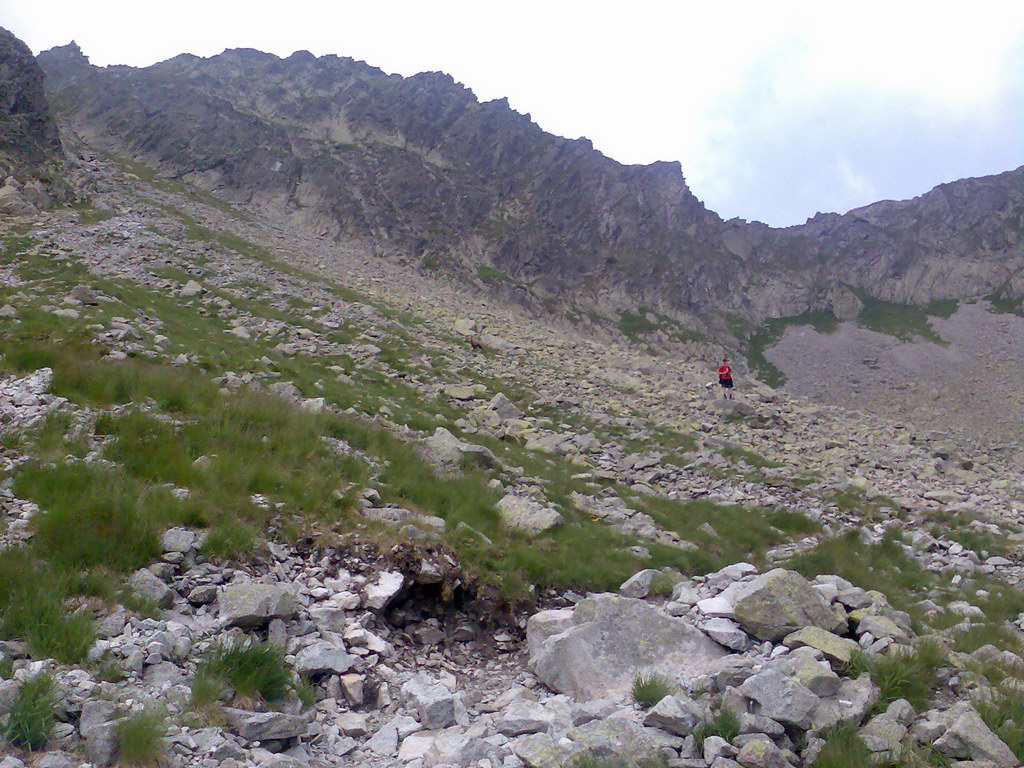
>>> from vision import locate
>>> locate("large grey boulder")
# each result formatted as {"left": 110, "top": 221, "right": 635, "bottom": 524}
{"left": 128, "top": 568, "right": 173, "bottom": 609}
{"left": 223, "top": 708, "right": 309, "bottom": 742}
{"left": 732, "top": 569, "right": 843, "bottom": 642}
{"left": 642, "top": 694, "right": 704, "bottom": 735}
{"left": 737, "top": 669, "right": 820, "bottom": 729}
{"left": 294, "top": 642, "right": 356, "bottom": 677}
{"left": 528, "top": 593, "right": 729, "bottom": 701}
{"left": 421, "top": 427, "right": 498, "bottom": 471}
{"left": 933, "top": 702, "right": 1017, "bottom": 767}
{"left": 810, "top": 675, "right": 880, "bottom": 731}
{"left": 498, "top": 494, "right": 564, "bottom": 535}
{"left": 80, "top": 700, "right": 120, "bottom": 766}
{"left": 511, "top": 733, "right": 571, "bottom": 768}
{"left": 219, "top": 582, "right": 299, "bottom": 628}
{"left": 402, "top": 674, "right": 459, "bottom": 730}
{"left": 565, "top": 717, "right": 662, "bottom": 765}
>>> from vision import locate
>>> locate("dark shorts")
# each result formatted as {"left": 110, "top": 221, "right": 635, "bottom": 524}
{"left": 720, "top": 378, "right": 734, "bottom": 388}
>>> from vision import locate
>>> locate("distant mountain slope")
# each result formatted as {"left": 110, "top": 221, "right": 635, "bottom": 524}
{"left": 36, "top": 42, "right": 1024, "bottom": 337}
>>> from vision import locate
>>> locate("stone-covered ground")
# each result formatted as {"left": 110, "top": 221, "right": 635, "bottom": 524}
{"left": 0, "top": 147, "right": 1022, "bottom": 767}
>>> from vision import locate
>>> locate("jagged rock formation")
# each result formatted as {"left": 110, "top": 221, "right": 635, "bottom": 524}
{"left": 37, "top": 42, "right": 1024, "bottom": 335}
{"left": 0, "top": 28, "right": 70, "bottom": 214}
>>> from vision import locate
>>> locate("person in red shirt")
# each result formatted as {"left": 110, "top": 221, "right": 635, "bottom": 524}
{"left": 717, "top": 358, "right": 734, "bottom": 399}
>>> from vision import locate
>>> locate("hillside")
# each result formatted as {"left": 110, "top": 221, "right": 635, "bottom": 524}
{"left": 36, "top": 43, "right": 1024, "bottom": 339}
{"left": 0, "top": 30, "right": 1022, "bottom": 768}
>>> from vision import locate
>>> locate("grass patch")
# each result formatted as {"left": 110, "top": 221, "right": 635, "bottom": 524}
{"left": 856, "top": 294, "right": 945, "bottom": 344}
{"left": 812, "top": 724, "right": 873, "bottom": 768}
{"left": 630, "top": 673, "right": 673, "bottom": 710}
{"left": 617, "top": 310, "right": 658, "bottom": 339}
{"left": 0, "top": 548, "right": 95, "bottom": 663}
{"left": 116, "top": 709, "right": 166, "bottom": 766}
{"left": 692, "top": 708, "right": 740, "bottom": 750}
{"left": 848, "top": 640, "right": 946, "bottom": 711}
{"left": 632, "top": 496, "right": 820, "bottom": 570}
{"left": 788, "top": 530, "right": 933, "bottom": 618}
{"left": 195, "top": 640, "right": 293, "bottom": 703}
{"left": 2, "top": 672, "right": 56, "bottom": 750}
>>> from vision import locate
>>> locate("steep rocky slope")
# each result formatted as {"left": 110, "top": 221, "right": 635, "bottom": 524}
{"left": 37, "top": 43, "right": 1024, "bottom": 337}
{"left": 0, "top": 28, "right": 71, "bottom": 214}
{"left": 0, "top": 134, "right": 1022, "bottom": 768}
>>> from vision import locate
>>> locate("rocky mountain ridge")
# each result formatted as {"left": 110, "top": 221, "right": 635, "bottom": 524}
{"left": 35, "top": 41, "right": 1024, "bottom": 337}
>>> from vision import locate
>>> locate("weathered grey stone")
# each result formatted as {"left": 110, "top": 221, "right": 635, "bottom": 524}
{"left": 783, "top": 627, "right": 859, "bottom": 665}
{"left": 421, "top": 427, "right": 498, "bottom": 471}
{"left": 736, "top": 737, "right": 792, "bottom": 768}
{"left": 498, "top": 494, "right": 564, "bottom": 534}
{"left": 704, "top": 618, "right": 751, "bottom": 651}
{"left": 737, "top": 669, "right": 820, "bottom": 729}
{"left": 223, "top": 708, "right": 309, "bottom": 742}
{"left": 219, "top": 582, "right": 299, "bottom": 628}
{"left": 363, "top": 570, "right": 404, "bottom": 610}
{"left": 811, "top": 674, "right": 880, "bottom": 731}
{"left": 732, "top": 569, "right": 843, "bottom": 642}
{"left": 496, "top": 700, "right": 555, "bottom": 736}
{"left": 776, "top": 651, "right": 841, "bottom": 697}
{"left": 934, "top": 702, "right": 1017, "bottom": 767}
{"left": 566, "top": 717, "right": 662, "bottom": 764}
{"left": 511, "top": 733, "right": 570, "bottom": 768}
{"left": 529, "top": 593, "right": 729, "bottom": 701}
{"left": 643, "top": 694, "right": 704, "bottom": 735}
{"left": 858, "top": 713, "right": 907, "bottom": 758}
{"left": 619, "top": 569, "right": 662, "bottom": 598}
{"left": 128, "top": 568, "right": 173, "bottom": 609}
{"left": 402, "top": 674, "right": 457, "bottom": 730}
{"left": 295, "top": 642, "right": 356, "bottom": 676}
{"left": 160, "top": 527, "right": 199, "bottom": 553}
{"left": 80, "top": 700, "right": 120, "bottom": 766}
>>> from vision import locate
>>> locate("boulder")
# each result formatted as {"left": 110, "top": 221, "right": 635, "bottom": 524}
{"left": 528, "top": 593, "right": 729, "bottom": 701}
{"left": 364, "top": 570, "right": 405, "bottom": 610}
{"left": 828, "top": 284, "right": 864, "bottom": 321}
{"left": 223, "top": 708, "right": 309, "bottom": 742}
{"left": 934, "top": 702, "right": 1017, "bottom": 767}
{"left": 736, "top": 738, "right": 793, "bottom": 768}
{"left": 732, "top": 569, "right": 843, "bottom": 641}
{"left": 783, "top": 627, "right": 859, "bottom": 665}
{"left": 737, "top": 669, "right": 820, "bottom": 729}
{"left": 294, "top": 642, "right": 356, "bottom": 677}
{"left": 511, "top": 733, "right": 571, "bottom": 768}
{"left": 565, "top": 717, "right": 662, "bottom": 765}
{"left": 402, "top": 674, "right": 459, "bottom": 730}
{"left": 496, "top": 700, "right": 555, "bottom": 736}
{"left": 421, "top": 427, "right": 499, "bottom": 471}
{"left": 642, "top": 694, "right": 704, "bottom": 735}
{"left": 219, "top": 582, "right": 299, "bottom": 628}
{"left": 80, "top": 700, "right": 120, "bottom": 766}
{"left": 128, "top": 568, "right": 173, "bottom": 609}
{"left": 704, "top": 618, "right": 751, "bottom": 651}
{"left": 497, "top": 495, "right": 564, "bottom": 534}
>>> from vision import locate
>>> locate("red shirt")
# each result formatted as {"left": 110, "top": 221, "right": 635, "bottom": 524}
{"left": 718, "top": 364, "right": 732, "bottom": 381}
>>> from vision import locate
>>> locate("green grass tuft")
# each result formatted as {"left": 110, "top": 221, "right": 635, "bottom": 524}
{"left": 692, "top": 707, "right": 740, "bottom": 750}
{"left": 2, "top": 673, "right": 56, "bottom": 750}
{"left": 630, "top": 673, "right": 673, "bottom": 709}
{"left": 847, "top": 639, "right": 946, "bottom": 711}
{"left": 195, "top": 640, "right": 293, "bottom": 703}
{"left": 116, "top": 709, "right": 166, "bottom": 766}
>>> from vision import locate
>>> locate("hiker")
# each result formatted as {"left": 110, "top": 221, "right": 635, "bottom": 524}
{"left": 717, "top": 358, "right": 734, "bottom": 399}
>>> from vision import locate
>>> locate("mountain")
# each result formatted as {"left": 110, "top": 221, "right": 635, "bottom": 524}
{"left": 0, "top": 28, "right": 71, "bottom": 214}
{"left": 38, "top": 43, "right": 1024, "bottom": 339}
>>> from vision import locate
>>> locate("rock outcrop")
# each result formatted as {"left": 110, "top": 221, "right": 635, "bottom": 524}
{"left": 0, "top": 28, "right": 70, "bottom": 213}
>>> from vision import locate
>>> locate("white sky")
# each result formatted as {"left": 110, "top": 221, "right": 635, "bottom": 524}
{"left": 4, "top": 0, "right": 1024, "bottom": 226}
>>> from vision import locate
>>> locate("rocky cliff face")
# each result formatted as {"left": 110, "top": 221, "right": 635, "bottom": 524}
{"left": 36, "top": 43, "right": 1024, "bottom": 335}
{"left": 0, "top": 28, "right": 70, "bottom": 214}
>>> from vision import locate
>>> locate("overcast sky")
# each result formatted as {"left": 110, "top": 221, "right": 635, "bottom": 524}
{"left": 4, "top": 1, "right": 1023, "bottom": 226}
